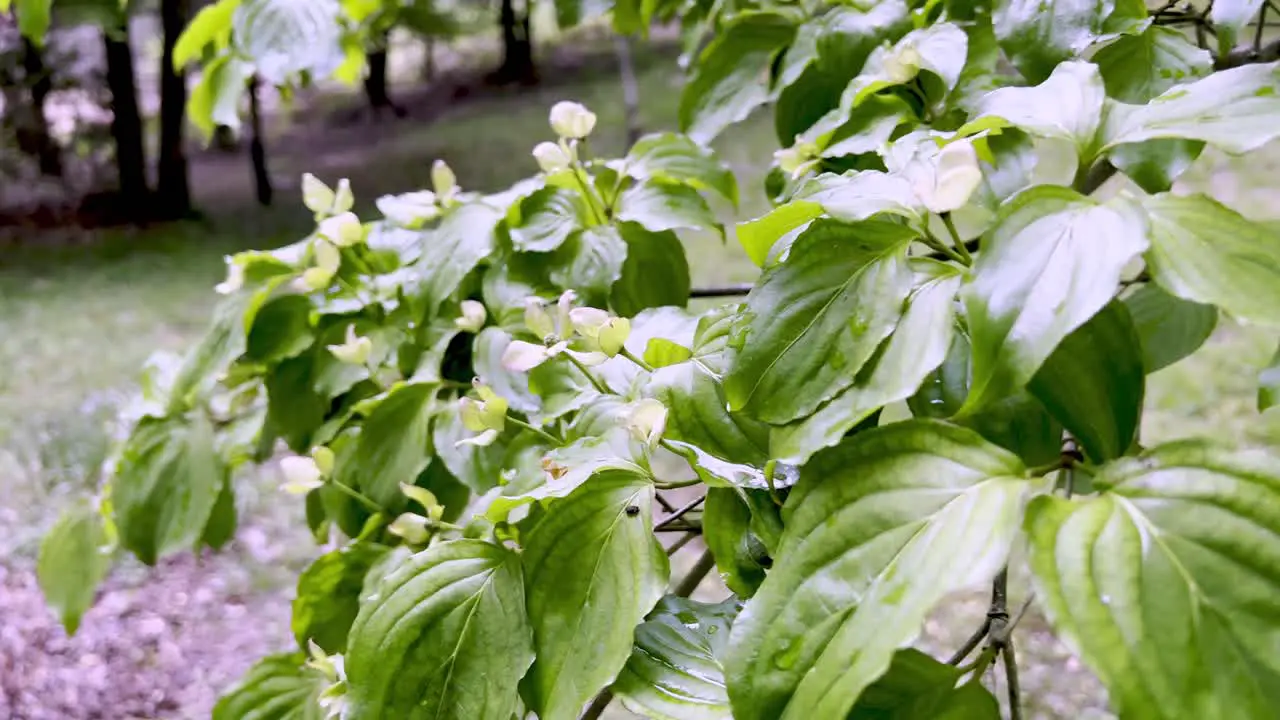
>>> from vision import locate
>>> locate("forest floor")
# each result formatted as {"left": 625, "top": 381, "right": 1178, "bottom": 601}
{"left": 3, "top": 29, "right": 1280, "bottom": 720}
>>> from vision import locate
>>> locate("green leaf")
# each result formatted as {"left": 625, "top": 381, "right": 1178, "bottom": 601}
{"left": 616, "top": 180, "right": 718, "bottom": 234}
{"left": 522, "top": 470, "right": 670, "bottom": 720}
{"left": 1095, "top": 27, "right": 1212, "bottom": 103}
{"left": 1100, "top": 63, "right": 1280, "bottom": 155}
{"left": 848, "top": 649, "right": 999, "bottom": 719}
{"left": 433, "top": 401, "right": 508, "bottom": 493}
{"left": 246, "top": 295, "right": 314, "bottom": 363}
{"left": 187, "top": 55, "right": 253, "bottom": 138}
{"left": 962, "top": 61, "right": 1104, "bottom": 159}
{"left": 1123, "top": 283, "right": 1217, "bottom": 372}
{"left": 612, "top": 596, "right": 740, "bottom": 720}
{"left": 1141, "top": 192, "right": 1280, "bottom": 326}
{"left": 610, "top": 223, "right": 691, "bottom": 317}
{"left": 212, "top": 653, "right": 323, "bottom": 720}
{"left": 724, "top": 421, "right": 1027, "bottom": 720}
{"left": 1259, "top": 343, "right": 1280, "bottom": 411}
{"left": 473, "top": 327, "right": 540, "bottom": 412}
{"left": 645, "top": 338, "right": 694, "bottom": 368}
{"left": 703, "top": 488, "right": 770, "bottom": 597}
{"left": 114, "top": 415, "right": 227, "bottom": 565}
{"left": 679, "top": 12, "right": 797, "bottom": 144}
{"left": 961, "top": 186, "right": 1148, "bottom": 413}
{"left": 993, "top": 0, "right": 1130, "bottom": 83}
{"left": 651, "top": 361, "right": 770, "bottom": 465}
{"left": 168, "top": 291, "right": 258, "bottom": 412}
{"left": 725, "top": 219, "right": 915, "bottom": 424}
{"left": 232, "top": 0, "right": 345, "bottom": 84}
{"left": 264, "top": 355, "right": 328, "bottom": 453}
{"left": 200, "top": 476, "right": 239, "bottom": 551}
{"left": 816, "top": 2, "right": 912, "bottom": 76}
{"left": 1211, "top": 0, "right": 1265, "bottom": 55}
{"left": 734, "top": 201, "right": 823, "bottom": 268}
{"left": 344, "top": 540, "right": 533, "bottom": 719}
{"left": 291, "top": 542, "right": 387, "bottom": 654}
{"left": 411, "top": 203, "right": 502, "bottom": 311}
{"left": 624, "top": 133, "right": 739, "bottom": 205}
{"left": 15, "top": 0, "right": 52, "bottom": 44}
{"left": 510, "top": 187, "right": 589, "bottom": 253}
{"left": 1026, "top": 442, "right": 1280, "bottom": 719}
{"left": 175, "top": 0, "right": 241, "bottom": 69}
{"left": 550, "top": 225, "right": 630, "bottom": 306}
{"left": 800, "top": 172, "right": 923, "bottom": 225}
{"left": 839, "top": 23, "right": 968, "bottom": 110}
{"left": 336, "top": 383, "right": 436, "bottom": 509}
{"left": 37, "top": 503, "right": 112, "bottom": 635}
{"left": 1028, "top": 299, "right": 1144, "bottom": 463}
{"left": 770, "top": 267, "right": 960, "bottom": 464}
{"left": 810, "top": 96, "right": 914, "bottom": 158}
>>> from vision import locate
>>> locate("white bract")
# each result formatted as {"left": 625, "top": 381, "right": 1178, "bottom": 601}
{"left": 455, "top": 300, "right": 488, "bottom": 333}
{"left": 533, "top": 141, "right": 572, "bottom": 173}
{"left": 388, "top": 513, "right": 430, "bottom": 544}
{"left": 301, "top": 173, "right": 336, "bottom": 214}
{"left": 215, "top": 257, "right": 244, "bottom": 295}
{"left": 318, "top": 212, "right": 364, "bottom": 247}
{"left": 327, "top": 326, "right": 373, "bottom": 366}
{"left": 626, "top": 399, "right": 668, "bottom": 450}
{"left": 549, "top": 101, "right": 597, "bottom": 139}
{"left": 280, "top": 456, "right": 324, "bottom": 495}
{"left": 432, "top": 160, "right": 457, "bottom": 200}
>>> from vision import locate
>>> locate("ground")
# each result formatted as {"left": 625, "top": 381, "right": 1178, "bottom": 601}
{"left": 2, "top": 30, "right": 1279, "bottom": 720}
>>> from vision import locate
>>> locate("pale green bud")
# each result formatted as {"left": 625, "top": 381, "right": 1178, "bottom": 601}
{"left": 774, "top": 140, "right": 820, "bottom": 179}
{"left": 311, "top": 446, "right": 335, "bottom": 476}
{"left": 313, "top": 238, "right": 341, "bottom": 274}
{"left": 549, "top": 101, "right": 597, "bottom": 139}
{"left": 432, "top": 160, "right": 457, "bottom": 199}
{"left": 388, "top": 512, "right": 430, "bottom": 544}
{"left": 327, "top": 325, "right": 373, "bottom": 366}
{"left": 400, "top": 482, "right": 442, "bottom": 518}
{"left": 454, "top": 300, "right": 487, "bottom": 333}
{"left": 525, "top": 297, "right": 556, "bottom": 340}
{"left": 302, "top": 173, "right": 335, "bottom": 214}
{"left": 332, "top": 178, "right": 354, "bottom": 214}
{"left": 318, "top": 212, "right": 364, "bottom": 247}
{"left": 300, "top": 266, "right": 334, "bottom": 291}
{"left": 598, "top": 317, "right": 631, "bottom": 357}
{"left": 532, "top": 141, "right": 572, "bottom": 173}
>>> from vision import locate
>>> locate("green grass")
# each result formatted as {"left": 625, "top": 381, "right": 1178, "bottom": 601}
{"left": 3, "top": 39, "right": 1279, "bottom": 558}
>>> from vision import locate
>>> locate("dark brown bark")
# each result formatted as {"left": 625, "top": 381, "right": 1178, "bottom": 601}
{"left": 157, "top": 0, "right": 192, "bottom": 218}
{"left": 19, "top": 37, "right": 62, "bottom": 176}
{"left": 104, "top": 22, "right": 149, "bottom": 218}
{"left": 363, "top": 36, "right": 406, "bottom": 118}
{"left": 248, "top": 75, "right": 273, "bottom": 206}
{"left": 490, "top": 0, "right": 536, "bottom": 85}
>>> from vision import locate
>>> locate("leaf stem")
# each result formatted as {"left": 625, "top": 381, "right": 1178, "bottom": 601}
{"left": 327, "top": 479, "right": 383, "bottom": 514}
{"left": 506, "top": 416, "right": 562, "bottom": 446}
{"left": 940, "top": 213, "right": 972, "bottom": 264}
{"left": 655, "top": 476, "right": 703, "bottom": 490}
{"left": 565, "top": 353, "right": 612, "bottom": 395}
{"left": 920, "top": 231, "right": 967, "bottom": 265}
{"left": 619, "top": 346, "right": 654, "bottom": 372}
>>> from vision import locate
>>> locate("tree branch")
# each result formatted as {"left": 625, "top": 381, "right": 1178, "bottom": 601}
{"left": 1003, "top": 639, "right": 1023, "bottom": 720}
{"left": 654, "top": 495, "right": 706, "bottom": 530}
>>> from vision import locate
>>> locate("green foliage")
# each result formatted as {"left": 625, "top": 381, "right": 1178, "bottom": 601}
{"left": 39, "top": 0, "right": 1280, "bottom": 717}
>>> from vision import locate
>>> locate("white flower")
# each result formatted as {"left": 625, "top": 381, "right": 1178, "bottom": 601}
{"left": 318, "top": 212, "right": 364, "bottom": 247}
{"left": 298, "top": 267, "right": 334, "bottom": 291}
{"left": 525, "top": 297, "right": 556, "bottom": 339}
{"left": 503, "top": 340, "right": 556, "bottom": 372}
{"left": 215, "top": 256, "right": 244, "bottom": 294}
{"left": 568, "top": 307, "right": 611, "bottom": 336}
{"left": 532, "top": 141, "right": 572, "bottom": 172}
{"left": 388, "top": 513, "right": 430, "bottom": 544}
{"left": 882, "top": 43, "right": 922, "bottom": 85}
{"left": 454, "top": 300, "right": 487, "bottom": 333}
{"left": 313, "top": 238, "right": 341, "bottom": 274}
{"left": 432, "top": 160, "right": 457, "bottom": 199}
{"left": 556, "top": 290, "right": 577, "bottom": 336}
{"left": 549, "top": 101, "right": 597, "bottom": 139}
{"left": 332, "top": 178, "right": 354, "bottom": 214}
{"left": 301, "top": 173, "right": 335, "bottom": 214}
{"left": 909, "top": 139, "right": 983, "bottom": 214}
{"left": 376, "top": 191, "right": 439, "bottom": 227}
{"left": 280, "top": 455, "right": 324, "bottom": 494}
{"left": 627, "top": 399, "right": 668, "bottom": 450}
{"left": 328, "top": 325, "right": 373, "bottom": 366}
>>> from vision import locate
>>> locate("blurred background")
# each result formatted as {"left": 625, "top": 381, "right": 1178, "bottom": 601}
{"left": 2, "top": 1, "right": 1278, "bottom": 717}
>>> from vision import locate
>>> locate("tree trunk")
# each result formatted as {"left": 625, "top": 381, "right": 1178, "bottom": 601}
{"left": 157, "top": 0, "right": 192, "bottom": 218}
{"left": 248, "top": 75, "right": 273, "bottom": 206}
{"left": 491, "top": 0, "right": 536, "bottom": 85}
{"left": 363, "top": 37, "right": 406, "bottom": 118}
{"left": 421, "top": 37, "right": 435, "bottom": 82}
{"left": 18, "top": 37, "right": 62, "bottom": 176}
{"left": 103, "top": 22, "right": 149, "bottom": 218}
{"left": 615, "top": 34, "right": 642, "bottom": 148}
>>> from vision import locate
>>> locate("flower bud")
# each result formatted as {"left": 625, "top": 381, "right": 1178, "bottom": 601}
{"left": 454, "top": 300, "right": 487, "bottom": 333}
{"left": 549, "top": 101, "right": 597, "bottom": 139}
{"left": 598, "top": 317, "right": 631, "bottom": 357}
{"left": 328, "top": 325, "right": 373, "bottom": 366}
{"left": 300, "top": 266, "right": 335, "bottom": 291}
{"left": 389, "top": 512, "right": 430, "bottom": 544}
{"left": 458, "top": 389, "right": 507, "bottom": 433}
{"left": 313, "top": 238, "right": 341, "bottom": 274}
{"left": 215, "top": 256, "right": 244, "bottom": 295}
{"left": 525, "top": 297, "right": 556, "bottom": 340}
{"left": 923, "top": 139, "right": 983, "bottom": 214}
{"left": 532, "top": 141, "right": 572, "bottom": 173}
{"left": 280, "top": 455, "right": 324, "bottom": 494}
{"left": 318, "top": 212, "right": 364, "bottom": 247}
{"left": 400, "top": 482, "right": 443, "bottom": 520}
{"left": 503, "top": 340, "right": 553, "bottom": 372}
{"left": 432, "top": 160, "right": 457, "bottom": 199}
{"left": 774, "top": 140, "right": 819, "bottom": 179}
{"left": 627, "top": 398, "right": 668, "bottom": 450}
{"left": 883, "top": 43, "right": 922, "bottom": 85}
{"left": 311, "top": 446, "right": 335, "bottom": 476}
{"left": 301, "top": 173, "right": 335, "bottom": 214}
{"left": 556, "top": 290, "right": 577, "bottom": 337}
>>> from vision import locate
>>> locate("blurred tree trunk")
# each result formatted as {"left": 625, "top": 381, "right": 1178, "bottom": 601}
{"left": 492, "top": 0, "right": 535, "bottom": 85}
{"left": 363, "top": 33, "right": 406, "bottom": 118}
{"left": 157, "top": 0, "right": 192, "bottom": 218}
{"left": 248, "top": 74, "right": 272, "bottom": 206}
{"left": 615, "top": 34, "right": 642, "bottom": 148}
{"left": 18, "top": 37, "right": 62, "bottom": 176}
{"left": 103, "top": 21, "right": 149, "bottom": 218}
{"left": 212, "top": 124, "right": 239, "bottom": 151}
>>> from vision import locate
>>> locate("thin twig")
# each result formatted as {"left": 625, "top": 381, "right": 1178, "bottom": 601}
{"left": 654, "top": 495, "right": 707, "bottom": 530}
{"left": 580, "top": 690, "right": 614, "bottom": 720}
{"left": 675, "top": 549, "right": 718, "bottom": 597}
{"left": 1256, "top": 1, "right": 1270, "bottom": 53}
{"left": 689, "top": 285, "right": 753, "bottom": 298}
{"left": 1003, "top": 640, "right": 1023, "bottom": 720}
{"left": 665, "top": 532, "right": 698, "bottom": 556}
{"left": 655, "top": 493, "right": 676, "bottom": 512}
{"left": 947, "top": 617, "right": 992, "bottom": 665}
{"left": 653, "top": 523, "right": 702, "bottom": 533}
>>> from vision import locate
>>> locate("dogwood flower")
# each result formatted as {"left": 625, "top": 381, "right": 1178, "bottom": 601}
{"left": 549, "top": 101, "right": 597, "bottom": 139}
{"left": 327, "top": 326, "right": 372, "bottom": 366}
